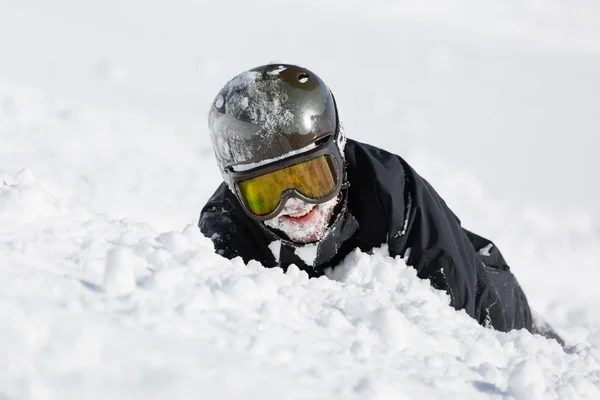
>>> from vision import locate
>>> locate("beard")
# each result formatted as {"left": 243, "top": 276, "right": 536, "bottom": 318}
{"left": 263, "top": 196, "right": 339, "bottom": 244}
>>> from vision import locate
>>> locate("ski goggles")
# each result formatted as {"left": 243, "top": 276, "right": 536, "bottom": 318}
{"left": 228, "top": 136, "right": 344, "bottom": 221}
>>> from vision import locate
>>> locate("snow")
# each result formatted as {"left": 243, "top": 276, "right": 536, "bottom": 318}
{"left": 268, "top": 240, "right": 282, "bottom": 262}
{"left": 478, "top": 243, "right": 494, "bottom": 257}
{"left": 294, "top": 243, "right": 319, "bottom": 266}
{"left": 211, "top": 68, "right": 295, "bottom": 165}
{"left": 2, "top": 178, "right": 597, "bottom": 398}
{"left": 1, "top": 0, "right": 600, "bottom": 398}
{"left": 264, "top": 195, "right": 339, "bottom": 244}
{"left": 103, "top": 246, "right": 139, "bottom": 296}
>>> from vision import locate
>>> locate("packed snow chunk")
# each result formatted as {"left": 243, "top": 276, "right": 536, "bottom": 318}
{"left": 182, "top": 223, "right": 208, "bottom": 245}
{"left": 478, "top": 243, "right": 494, "bottom": 256}
{"left": 326, "top": 249, "right": 373, "bottom": 285}
{"left": 294, "top": 243, "right": 318, "bottom": 266}
{"left": 327, "top": 247, "right": 407, "bottom": 288}
{"left": 117, "top": 230, "right": 139, "bottom": 247}
{"left": 12, "top": 167, "right": 34, "bottom": 183}
{"left": 221, "top": 275, "right": 258, "bottom": 301}
{"left": 284, "top": 263, "right": 310, "bottom": 283}
{"left": 268, "top": 240, "right": 282, "bottom": 262}
{"left": 563, "top": 374, "right": 600, "bottom": 399}
{"left": 318, "top": 307, "right": 354, "bottom": 331}
{"left": 354, "top": 378, "right": 413, "bottom": 400}
{"left": 145, "top": 247, "right": 172, "bottom": 266}
{"left": 350, "top": 340, "right": 371, "bottom": 361}
{"left": 157, "top": 231, "right": 190, "bottom": 253}
{"left": 183, "top": 284, "right": 215, "bottom": 312}
{"left": 0, "top": 168, "right": 65, "bottom": 222}
{"left": 507, "top": 360, "right": 547, "bottom": 400}
{"left": 370, "top": 307, "right": 411, "bottom": 349}
{"left": 250, "top": 271, "right": 279, "bottom": 300}
{"left": 477, "top": 362, "right": 502, "bottom": 385}
{"left": 103, "top": 246, "right": 139, "bottom": 296}
{"left": 145, "top": 266, "right": 188, "bottom": 292}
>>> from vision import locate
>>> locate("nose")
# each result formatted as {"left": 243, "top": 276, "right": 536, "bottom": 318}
{"left": 284, "top": 197, "right": 308, "bottom": 211}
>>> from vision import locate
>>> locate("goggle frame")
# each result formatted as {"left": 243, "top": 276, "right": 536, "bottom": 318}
{"left": 227, "top": 135, "right": 344, "bottom": 221}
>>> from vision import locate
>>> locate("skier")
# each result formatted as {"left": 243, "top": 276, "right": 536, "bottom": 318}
{"left": 199, "top": 63, "right": 562, "bottom": 342}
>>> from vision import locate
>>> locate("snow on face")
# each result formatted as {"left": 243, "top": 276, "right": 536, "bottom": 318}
{"left": 263, "top": 196, "right": 339, "bottom": 244}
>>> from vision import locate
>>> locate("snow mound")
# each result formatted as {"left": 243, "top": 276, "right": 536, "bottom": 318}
{"left": 0, "top": 172, "right": 598, "bottom": 399}
{"left": 0, "top": 168, "right": 66, "bottom": 222}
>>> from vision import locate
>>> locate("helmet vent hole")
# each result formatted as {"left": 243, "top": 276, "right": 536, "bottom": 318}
{"left": 298, "top": 73, "right": 309, "bottom": 83}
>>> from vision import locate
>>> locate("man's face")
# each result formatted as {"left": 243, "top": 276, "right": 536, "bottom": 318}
{"left": 263, "top": 196, "right": 339, "bottom": 244}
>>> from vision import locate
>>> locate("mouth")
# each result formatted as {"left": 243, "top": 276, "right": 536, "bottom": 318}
{"left": 282, "top": 204, "right": 317, "bottom": 221}
{"left": 263, "top": 197, "right": 339, "bottom": 244}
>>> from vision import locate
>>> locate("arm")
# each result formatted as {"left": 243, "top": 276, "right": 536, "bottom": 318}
{"left": 199, "top": 182, "right": 271, "bottom": 265}
{"left": 387, "top": 163, "right": 515, "bottom": 331}
{"left": 343, "top": 140, "right": 513, "bottom": 330}
{"left": 462, "top": 229, "right": 534, "bottom": 332}
{"left": 199, "top": 205, "right": 242, "bottom": 260}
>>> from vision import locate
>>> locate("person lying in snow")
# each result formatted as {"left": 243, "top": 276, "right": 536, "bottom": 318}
{"left": 199, "top": 63, "right": 563, "bottom": 343}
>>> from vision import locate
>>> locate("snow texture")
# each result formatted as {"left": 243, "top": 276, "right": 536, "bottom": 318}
{"left": 211, "top": 69, "right": 295, "bottom": 165}
{"left": 478, "top": 243, "right": 494, "bottom": 257}
{"left": 1, "top": 0, "right": 600, "bottom": 398}
{"left": 221, "top": 70, "right": 293, "bottom": 133}
{"left": 268, "top": 240, "right": 282, "bottom": 262}
{"left": 1, "top": 172, "right": 598, "bottom": 399}
{"left": 264, "top": 196, "right": 339, "bottom": 244}
{"left": 294, "top": 243, "right": 319, "bottom": 266}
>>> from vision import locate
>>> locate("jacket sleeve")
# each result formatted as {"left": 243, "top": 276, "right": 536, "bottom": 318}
{"left": 198, "top": 183, "right": 269, "bottom": 265}
{"left": 199, "top": 204, "right": 242, "bottom": 260}
{"left": 344, "top": 142, "right": 507, "bottom": 329}
{"left": 462, "top": 229, "right": 534, "bottom": 331}
{"left": 388, "top": 165, "right": 521, "bottom": 332}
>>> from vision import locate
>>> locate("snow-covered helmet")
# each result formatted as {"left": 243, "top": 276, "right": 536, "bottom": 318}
{"left": 208, "top": 63, "right": 346, "bottom": 220}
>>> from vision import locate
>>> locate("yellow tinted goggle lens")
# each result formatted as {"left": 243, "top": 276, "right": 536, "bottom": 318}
{"left": 237, "top": 155, "right": 338, "bottom": 216}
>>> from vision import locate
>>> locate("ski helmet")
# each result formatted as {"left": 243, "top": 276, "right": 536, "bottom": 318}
{"left": 208, "top": 63, "right": 346, "bottom": 191}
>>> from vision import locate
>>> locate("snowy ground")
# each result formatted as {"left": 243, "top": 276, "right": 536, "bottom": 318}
{"left": 1, "top": 0, "right": 600, "bottom": 399}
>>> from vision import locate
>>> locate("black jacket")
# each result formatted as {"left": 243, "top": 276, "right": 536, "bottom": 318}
{"left": 199, "top": 139, "right": 534, "bottom": 333}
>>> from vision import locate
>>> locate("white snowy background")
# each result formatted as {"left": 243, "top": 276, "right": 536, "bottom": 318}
{"left": 1, "top": 0, "right": 599, "bottom": 399}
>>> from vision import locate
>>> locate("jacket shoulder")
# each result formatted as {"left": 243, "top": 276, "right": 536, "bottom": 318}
{"left": 343, "top": 139, "right": 410, "bottom": 254}
{"left": 345, "top": 139, "right": 407, "bottom": 170}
